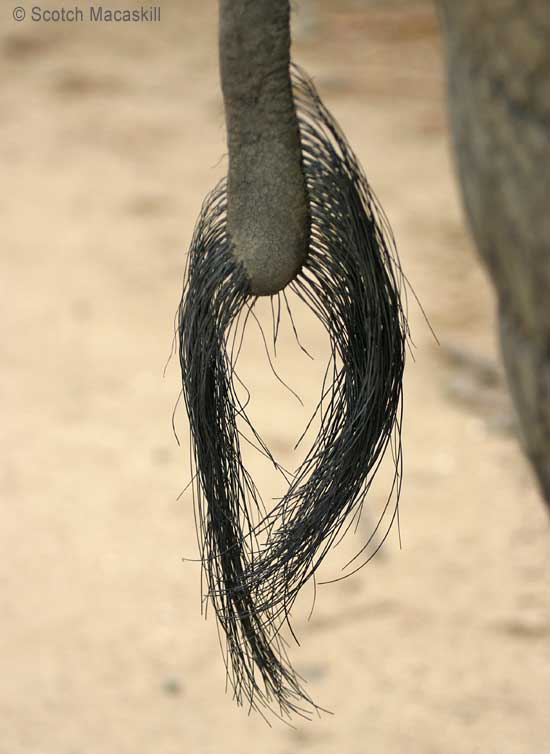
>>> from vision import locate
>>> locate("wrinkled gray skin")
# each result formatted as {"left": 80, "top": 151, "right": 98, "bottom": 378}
{"left": 438, "top": 0, "right": 549, "bottom": 506}
{"left": 219, "top": 0, "right": 309, "bottom": 295}
{"left": 219, "top": 0, "right": 549, "bottom": 507}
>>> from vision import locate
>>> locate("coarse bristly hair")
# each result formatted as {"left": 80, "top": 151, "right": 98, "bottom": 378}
{"left": 178, "top": 66, "right": 410, "bottom": 722}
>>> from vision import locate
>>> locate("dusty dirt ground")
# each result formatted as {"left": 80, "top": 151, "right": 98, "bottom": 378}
{"left": 1, "top": 1, "right": 549, "bottom": 752}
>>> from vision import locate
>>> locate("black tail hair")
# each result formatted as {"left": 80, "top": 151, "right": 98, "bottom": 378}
{"left": 178, "top": 67, "right": 409, "bottom": 720}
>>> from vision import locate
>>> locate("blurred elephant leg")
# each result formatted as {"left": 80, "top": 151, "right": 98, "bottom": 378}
{"left": 499, "top": 306, "right": 550, "bottom": 503}
{"left": 438, "top": 0, "right": 550, "bottom": 506}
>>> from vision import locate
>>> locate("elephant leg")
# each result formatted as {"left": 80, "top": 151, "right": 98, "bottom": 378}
{"left": 438, "top": 0, "right": 550, "bottom": 507}
{"left": 499, "top": 305, "right": 550, "bottom": 502}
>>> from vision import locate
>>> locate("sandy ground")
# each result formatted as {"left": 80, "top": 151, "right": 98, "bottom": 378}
{"left": 1, "top": 1, "right": 549, "bottom": 752}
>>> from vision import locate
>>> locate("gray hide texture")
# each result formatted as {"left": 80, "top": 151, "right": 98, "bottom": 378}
{"left": 219, "top": 0, "right": 309, "bottom": 295}
{"left": 439, "top": 0, "right": 550, "bottom": 505}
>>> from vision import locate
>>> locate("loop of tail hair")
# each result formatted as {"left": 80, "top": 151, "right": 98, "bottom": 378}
{"left": 178, "top": 66, "right": 409, "bottom": 720}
